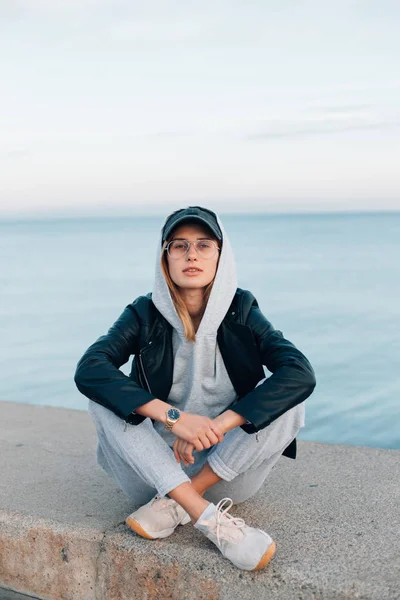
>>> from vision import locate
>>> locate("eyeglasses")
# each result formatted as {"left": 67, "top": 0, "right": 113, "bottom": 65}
{"left": 165, "top": 239, "right": 220, "bottom": 259}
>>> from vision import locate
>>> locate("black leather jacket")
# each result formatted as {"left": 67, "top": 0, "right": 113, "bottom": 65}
{"left": 74, "top": 288, "right": 316, "bottom": 460}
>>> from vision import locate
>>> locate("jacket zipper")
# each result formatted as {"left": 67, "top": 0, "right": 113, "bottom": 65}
{"left": 125, "top": 350, "right": 152, "bottom": 432}
{"left": 139, "top": 352, "right": 152, "bottom": 394}
{"left": 137, "top": 358, "right": 145, "bottom": 390}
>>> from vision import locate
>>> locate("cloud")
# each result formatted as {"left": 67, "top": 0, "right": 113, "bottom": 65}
{"left": 246, "top": 120, "right": 400, "bottom": 140}
{"left": 2, "top": 150, "right": 31, "bottom": 160}
{"left": 5, "top": 0, "right": 108, "bottom": 12}
{"left": 303, "top": 104, "right": 372, "bottom": 114}
{"left": 147, "top": 131, "right": 194, "bottom": 138}
{"left": 328, "top": 81, "right": 400, "bottom": 92}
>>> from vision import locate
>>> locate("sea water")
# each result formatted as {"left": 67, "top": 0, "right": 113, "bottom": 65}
{"left": 1, "top": 211, "right": 399, "bottom": 450}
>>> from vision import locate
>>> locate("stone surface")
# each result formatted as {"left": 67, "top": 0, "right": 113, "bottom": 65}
{"left": 1, "top": 400, "right": 399, "bottom": 599}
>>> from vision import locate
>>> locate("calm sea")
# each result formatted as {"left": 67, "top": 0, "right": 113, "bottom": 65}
{"left": 1, "top": 212, "right": 399, "bottom": 450}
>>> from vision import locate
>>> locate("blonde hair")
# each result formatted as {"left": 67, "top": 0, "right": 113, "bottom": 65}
{"left": 160, "top": 235, "right": 222, "bottom": 342}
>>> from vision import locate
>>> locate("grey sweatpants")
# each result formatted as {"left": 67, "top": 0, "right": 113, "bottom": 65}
{"left": 88, "top": 394, "right": 305, "bottom": 508}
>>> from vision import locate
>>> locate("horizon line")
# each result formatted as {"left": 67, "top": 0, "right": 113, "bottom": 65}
{"left": 0, "top": 207, "right": 399, "bottom": 223}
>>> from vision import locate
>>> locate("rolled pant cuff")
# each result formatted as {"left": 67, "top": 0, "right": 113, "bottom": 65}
{"left": 157, "top": 472, "right": 191, "bottom": 498}
{"left": 207, "top": 452, "right": 238, "bottom": 482}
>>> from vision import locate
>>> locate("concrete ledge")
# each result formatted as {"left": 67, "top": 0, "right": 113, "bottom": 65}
{"left": 0, "top": 400, "right": 399, "bottom": 599}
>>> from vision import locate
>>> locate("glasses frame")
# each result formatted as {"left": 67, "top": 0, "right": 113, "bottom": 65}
{"left": 165, "top": 239, "right": 220, "bottom": 260}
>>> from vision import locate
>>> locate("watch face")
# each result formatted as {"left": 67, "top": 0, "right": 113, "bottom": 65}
{"left": 167, "top": 408, "right": 180, "bottom": 421}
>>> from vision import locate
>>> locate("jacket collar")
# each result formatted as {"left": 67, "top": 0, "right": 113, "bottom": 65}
{"left": 147, "top": 291, "right": 239, "bottom": 344}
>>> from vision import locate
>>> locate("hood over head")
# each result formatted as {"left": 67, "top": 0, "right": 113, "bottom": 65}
{"left": 152, "top": 207, "right": 238, "bottom": 338}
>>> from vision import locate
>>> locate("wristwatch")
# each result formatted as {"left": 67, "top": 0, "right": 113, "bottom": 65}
{"left": 165, "top": 408, "right": 181, "bottom": 431}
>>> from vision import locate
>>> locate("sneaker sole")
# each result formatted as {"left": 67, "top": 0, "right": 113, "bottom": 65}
{"left": 252, "top": 540, "right": 276, "bottom": 571}
{"left": 125, "top": 513, "right": 192, "bottom": 540}
{"left": 125, "top": 517, "right": 157, "bottom": 539}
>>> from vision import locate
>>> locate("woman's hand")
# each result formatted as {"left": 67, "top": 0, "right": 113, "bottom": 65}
{"left": 171, "top": 412, "right": 224, "bottom": 452}
{"left": 173, "top": 438, "right": 196, "bottom": 466}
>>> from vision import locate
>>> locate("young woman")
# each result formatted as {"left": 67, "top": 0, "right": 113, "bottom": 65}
{"left": 74, "top": 206, "right": 316, "bottom": 572}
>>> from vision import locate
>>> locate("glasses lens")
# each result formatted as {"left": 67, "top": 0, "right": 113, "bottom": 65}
{"left": 168, "top": 240, "right": 188, "bottom": 258}
{"left": 195, "top": 241, "right": 216, "bottom": 258}
{"left": 167, "top": 240, "right": 217, "bottom": 258}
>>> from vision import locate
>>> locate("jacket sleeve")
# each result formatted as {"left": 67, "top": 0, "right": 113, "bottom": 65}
{"left": 231, "top": 303, "right": 316, "bottom": 433}
{"left": 74, "top": 298, "right": 158, "bottom": 420}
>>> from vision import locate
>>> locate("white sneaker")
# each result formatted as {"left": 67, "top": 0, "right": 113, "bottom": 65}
{"left": 194, "top": 498, "right": 276, "bottom": 571}
{"left": 125, "top": 494, "right": 191, "bottom": 539}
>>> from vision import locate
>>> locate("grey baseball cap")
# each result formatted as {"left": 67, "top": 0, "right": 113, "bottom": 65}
{"left": 161, "top": 206, "right": 222, "bottom": 243}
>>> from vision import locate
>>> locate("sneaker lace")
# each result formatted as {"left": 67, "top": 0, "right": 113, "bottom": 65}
{"left": 151, "top": 494, "right": 175, "bottom": 511}
{"left": 201, "top": 497, "right": 245, "bottom": 547}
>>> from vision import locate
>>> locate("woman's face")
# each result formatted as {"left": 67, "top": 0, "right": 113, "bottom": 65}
{"left": 166, "top": 223, "right": 220, "bottom": 290}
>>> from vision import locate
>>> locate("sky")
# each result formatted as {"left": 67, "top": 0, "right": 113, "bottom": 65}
{"left": 1, "top": 0, "right": 400, "bottom": 217}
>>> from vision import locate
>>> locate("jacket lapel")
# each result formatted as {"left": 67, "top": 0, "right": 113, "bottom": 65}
{"left": 141, "top": 293, "right": 263, "bottom": 400}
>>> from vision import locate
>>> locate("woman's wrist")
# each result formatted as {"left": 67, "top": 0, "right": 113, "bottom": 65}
{"left": 213, "top": 410, "right": 247, "bottom": 434}
{"left": 134, "top": 399, "right": 173, "bottom": 424}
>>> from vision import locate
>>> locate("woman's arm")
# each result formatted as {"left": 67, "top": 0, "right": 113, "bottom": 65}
{"left": 227, "top": 301, "right": 316, "bottom": 432}
{"left": 212, "top": 409, "right": 247, "bottom": 433}
{"left": 74, "top": 298, "right": 160, "bottom": 419}
{"left": 134, "top": 398, "right": 173, "bottom": 423}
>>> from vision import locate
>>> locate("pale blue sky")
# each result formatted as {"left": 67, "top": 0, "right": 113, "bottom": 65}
{"left": 1, "top": 0, "right": 399, "bottom": 216}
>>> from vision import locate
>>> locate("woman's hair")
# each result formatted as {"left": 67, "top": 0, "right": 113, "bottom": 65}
{"left": 160, "top": 216, "right": 222, "bottom": 342}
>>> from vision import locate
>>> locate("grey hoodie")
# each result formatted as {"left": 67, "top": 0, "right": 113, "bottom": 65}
{"left": 151, "top": 212, "right": 239, "bottom": 447}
